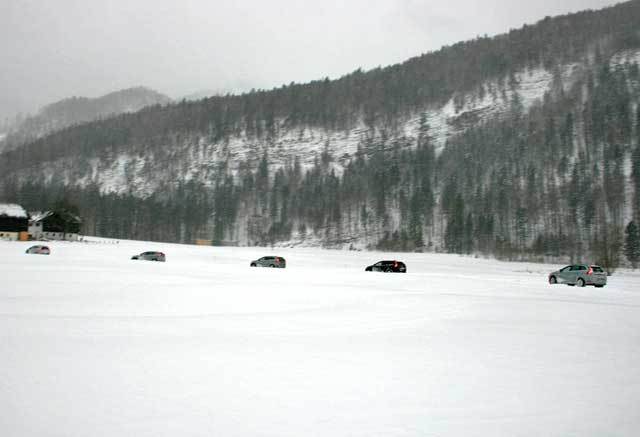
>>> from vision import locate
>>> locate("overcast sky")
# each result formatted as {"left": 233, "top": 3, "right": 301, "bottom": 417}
{"left": 0, "top": 0, "right": 621, "bottom": 121}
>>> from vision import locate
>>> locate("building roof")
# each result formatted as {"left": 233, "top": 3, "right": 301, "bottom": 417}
{"left": 29, "top": 211, "right": 53, "bottom": 222}
{"left": 30, "top": 210, "right": 82, "bottom": 224}
{"left": 0, "top": 203, "right": 27, "bottom": 218}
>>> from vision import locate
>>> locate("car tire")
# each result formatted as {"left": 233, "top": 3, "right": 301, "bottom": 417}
{"left": 250, "top": 263, "right": 256, "bottom": 267}
{"left": 577, "top": 278, "right": 585, "bottom": 287}
{"left": 270, "top": 264, "right": 276, "bottom": 268}
{"left": 549, "top": 276, "right": 557, "bottom": 284}
{"left": 595, "top": 285, "right": 604, "bottom": 288}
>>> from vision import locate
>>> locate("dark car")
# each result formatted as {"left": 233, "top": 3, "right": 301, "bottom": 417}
{"left": 131, "top": 251, "right": 166, "bottom": 262}
{"left": 548, "top": 264, "right": 607, "bottom": 287}
{"left": 25, "top": 245, "right": 50, "bottom": 255}
{"left": 250, "top": 256, "right": 286, "bottom": 268}
{"left": 365, "top": 260, "right": 407, "bottom": 273}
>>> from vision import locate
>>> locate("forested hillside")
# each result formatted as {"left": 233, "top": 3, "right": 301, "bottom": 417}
{"left": 2, "top": 1, "right": 640, "bottom": 267}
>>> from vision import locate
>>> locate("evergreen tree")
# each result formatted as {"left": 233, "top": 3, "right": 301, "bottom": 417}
{"left": 625, "top": 221, "right": 640, "bottom": 269}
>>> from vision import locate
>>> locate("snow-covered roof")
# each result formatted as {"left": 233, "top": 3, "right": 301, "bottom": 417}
{"left": 30, "top": 210, "right": 82, "bottom": 223}
{"left": 29, "top": 211, "right": 53, "bottom": 222}
{"left": 0, "top": 203, "right": 27, "bottom": 218}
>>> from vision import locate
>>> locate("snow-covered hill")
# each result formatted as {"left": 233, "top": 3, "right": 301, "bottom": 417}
{"left": 2, "top": 238, "right": 639, "bottom": 436}
{"left": 10, "top": 46, "right": 624, "bottom": 197}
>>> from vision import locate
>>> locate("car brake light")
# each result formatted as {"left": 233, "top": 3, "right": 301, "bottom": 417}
{"left": 587, "top": 267, "right": 593, "bottom": 275}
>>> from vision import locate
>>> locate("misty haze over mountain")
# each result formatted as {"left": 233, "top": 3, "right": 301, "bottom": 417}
{"left": 0, "top": 0, "right": 619, "bottom": 122}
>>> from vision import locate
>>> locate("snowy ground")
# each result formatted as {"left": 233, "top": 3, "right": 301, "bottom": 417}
{"left": 1, "top": 238, "right": 639, "bottom": 437}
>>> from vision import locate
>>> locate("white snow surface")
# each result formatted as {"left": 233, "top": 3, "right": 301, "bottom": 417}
{"left": 1, "top": 238, "right": 640, "bottom": 437}
{"left": 0, "top": 203, "right": 27, "bottom": 218}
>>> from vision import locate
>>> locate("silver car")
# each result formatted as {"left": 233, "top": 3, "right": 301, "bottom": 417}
{"left": 25, "top": 245, "right": 50, "bottom": 255}
{"left": 250, "top": 256, "right": 286, "bottom": 268}
{"left": 131, "top": 251, "right": 166, "bottom": 262}
{"left": 548, "top": 264, "right": 607, "bottom": 288}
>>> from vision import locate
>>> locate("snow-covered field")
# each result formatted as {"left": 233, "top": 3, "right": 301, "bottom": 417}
{"left": 1, "top": 238, "right": 639, "bottom": 437}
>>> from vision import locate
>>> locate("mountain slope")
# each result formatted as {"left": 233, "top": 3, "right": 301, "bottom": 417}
{"left": 2, "top": 1, "right": 640, "bottom": 265}
{"left": 0, "top": 86, "right": 171, "bottom": 150}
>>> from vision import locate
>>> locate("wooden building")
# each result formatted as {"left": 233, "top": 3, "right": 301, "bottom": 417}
{"left": 29, "top": 210, "right": 82, "bottom": 241}
{"left": 0, "top": 204, "right": 29, "bottom": 241}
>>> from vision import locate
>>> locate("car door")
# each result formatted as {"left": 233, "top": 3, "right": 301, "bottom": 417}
{"left": 568, "top": 265, "right": 581, "bottom": 284}
{"left": 558, "top": 266, "right": 572, "bottom": 283}
{"left": 576, "top": 265, "right": 587, "bottom": 282}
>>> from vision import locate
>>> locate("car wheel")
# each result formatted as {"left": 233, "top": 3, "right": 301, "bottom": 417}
{"left": 549, "top": 276, "right": 557, "bottom": 285}
{"left": 270, "top": 264, "right": 276, "bottom": 268}
{"left": 250, "top": 263, "right": 256, "bottom": 267}
{"left": 577, "top": 278, "right": 585, "bottom": 287}
{"left": 595, "top": 285, "right": 604, "bottom": 288}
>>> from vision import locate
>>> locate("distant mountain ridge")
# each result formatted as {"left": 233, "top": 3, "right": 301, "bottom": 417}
{"left": 0, "top": 86, "right": 171, "bottom": 150}
{"left": 2, "top": 1, "right": 640, "bottom": 267}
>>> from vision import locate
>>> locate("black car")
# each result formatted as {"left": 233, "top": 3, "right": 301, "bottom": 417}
{"left": 365, "top": 260, "right": 407, "bottom": 273}
{"left": 250, "top": 256, "right": 286, "bottom": 268}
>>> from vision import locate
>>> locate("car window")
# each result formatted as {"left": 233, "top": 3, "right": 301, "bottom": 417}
{"left": 570, "top": 265, "right": 580, "bottom": 271}
{"left": 591, "top": 266, "right": 604, "bottom": 272}
{"left": 579, "top": 265, "right": 587, "bottom": 270}
{"left": 374, "top": 262, "right": 382, "bottom": 267}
